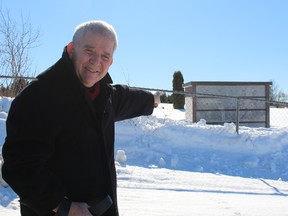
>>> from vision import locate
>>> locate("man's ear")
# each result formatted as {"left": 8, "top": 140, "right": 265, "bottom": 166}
{"left": 109, "top": 58, "right": 113, "bottom": 66}
{"left": 67, "top": 42, "right": 74, "bottom": 58}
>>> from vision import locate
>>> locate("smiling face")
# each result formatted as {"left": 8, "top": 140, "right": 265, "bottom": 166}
{"left": 67, "top": 30, "right": 114, "bottom": 87}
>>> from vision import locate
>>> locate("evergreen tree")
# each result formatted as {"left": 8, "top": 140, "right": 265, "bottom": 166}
{"left": 172, "top": 71, "right": 185, "bottom": 109}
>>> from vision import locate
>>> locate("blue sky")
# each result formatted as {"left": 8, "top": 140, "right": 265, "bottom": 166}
{"left": 1, "top": 0, "right": 288, "bottom": 93}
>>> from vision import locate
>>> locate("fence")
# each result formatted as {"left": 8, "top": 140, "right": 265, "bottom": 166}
{"left": 1, "top": 76, "right": 288, "bottom": 132}
{"left": 131, "top": 87, "right": 288, "bottom": 133}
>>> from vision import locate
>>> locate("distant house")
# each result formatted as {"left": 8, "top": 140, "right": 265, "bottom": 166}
{"left": 183, "top": 81, "right": 272, "bottom": 128}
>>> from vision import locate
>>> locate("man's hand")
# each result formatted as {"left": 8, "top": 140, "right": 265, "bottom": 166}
{"left": 54, "top": 200, "right": 92, "bottom": 216}
{"left": 153, "top": 91, "right": 163, "bottom": 107}
{"left": 68, "top": 202, "right": 93, "bottom": 216}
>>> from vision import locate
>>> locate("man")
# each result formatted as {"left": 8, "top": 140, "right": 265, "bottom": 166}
{"left": 2, "top": 20, "right": 160, "bottom": 216}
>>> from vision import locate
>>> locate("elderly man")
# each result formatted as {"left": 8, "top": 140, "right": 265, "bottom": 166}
{"left": 2, "top": 20, "right": 160, "bottom": 216}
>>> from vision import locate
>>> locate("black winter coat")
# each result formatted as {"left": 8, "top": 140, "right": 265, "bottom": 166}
{"left": 2, "top": 48, "right": 154, "bottom": 215}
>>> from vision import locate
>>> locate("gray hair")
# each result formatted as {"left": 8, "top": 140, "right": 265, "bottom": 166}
{"left": 72, "top": 20, "right": 118, "bottom": 52}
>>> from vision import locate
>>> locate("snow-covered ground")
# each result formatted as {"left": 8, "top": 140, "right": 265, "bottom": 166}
{"left": 0, "top": 97, "right": 288, "bottom": 215}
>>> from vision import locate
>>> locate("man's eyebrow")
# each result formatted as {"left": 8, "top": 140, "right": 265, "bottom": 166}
{"left": 83, "top": 44, "right": 94, "bottom": 49}
{"left": 103, "top": 51, "right": 112, "bottom": 57}
{"left": 82, "top": 44, "right": 112, "bottom": 57}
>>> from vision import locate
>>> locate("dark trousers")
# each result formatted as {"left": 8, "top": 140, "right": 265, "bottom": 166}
{"left": 20, "top": 203, "right": 114, "bottom": 216}
{"left": 20, "top": 204, "right": 54, "bottom": 216}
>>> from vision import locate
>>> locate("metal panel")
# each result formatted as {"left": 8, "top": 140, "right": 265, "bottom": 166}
{"left": 183, "top": 81, "right": 271, "bottom": 128}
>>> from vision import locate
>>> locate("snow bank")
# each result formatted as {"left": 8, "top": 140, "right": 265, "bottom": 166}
{"left": 115, "top": 104, "right": 288, "bottom": 180}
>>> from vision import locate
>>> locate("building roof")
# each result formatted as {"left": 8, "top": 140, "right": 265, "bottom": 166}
{"left": 183, "top": 81, "right": 273, "bottom": 88}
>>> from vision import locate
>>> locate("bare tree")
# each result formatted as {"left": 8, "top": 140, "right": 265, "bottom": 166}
{"left": 269, "top": 80, "right": 279, "bottom": 102}
{"left": 0, "top": 8, "right": 40, "bottom": 96}
{"left": 269, "top": 79, "right": 288, "bottom": 106}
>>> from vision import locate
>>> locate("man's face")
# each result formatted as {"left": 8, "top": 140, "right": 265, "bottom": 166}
{"left": 67, "top": 31, "right": 114, "bottom": 87}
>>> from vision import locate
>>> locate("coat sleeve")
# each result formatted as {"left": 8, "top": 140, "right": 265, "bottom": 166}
{"left": 111, "top": 85, "right": 155, "bottom": 121}
{"left": 2, "top": 85, "right": 66, "bottom": 215}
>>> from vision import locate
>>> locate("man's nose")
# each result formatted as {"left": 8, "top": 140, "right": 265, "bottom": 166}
{"left": 89, "top": 53, "right": 101, "bottom": 65}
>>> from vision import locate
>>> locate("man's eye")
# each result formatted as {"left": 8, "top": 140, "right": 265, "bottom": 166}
{"left": 102, "top": 55, "right": 110, "bottom": 61}
{"left": 85, "top": 49, "right": 93, "bottom": 55}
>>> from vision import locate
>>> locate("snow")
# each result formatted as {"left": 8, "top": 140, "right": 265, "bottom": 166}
{"left": 1, "top": 97, "right": 288, "bottom": 215}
